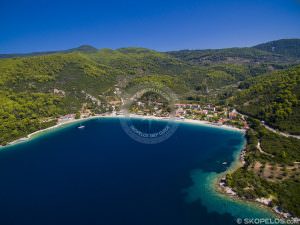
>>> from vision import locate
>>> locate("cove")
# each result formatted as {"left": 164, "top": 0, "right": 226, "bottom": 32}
{"left": 0, "top": 118, "right": 274, "bottom": 225}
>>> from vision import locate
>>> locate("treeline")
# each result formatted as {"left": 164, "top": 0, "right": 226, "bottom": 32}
{"left": 232, "top": 66, "right": 300, "bottom": 134}
{"left": 244, "top": 118, "right": 300, "bottom": 164}
{"left": 0, "top": 91, "right": 63, "bottom": 145}
{"left": 229, "top": 167, "right": 300, "bottom": 217}
{"left": 228, "top": 118, "right": 300, "bottom": 217}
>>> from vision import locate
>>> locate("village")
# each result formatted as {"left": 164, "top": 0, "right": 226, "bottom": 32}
{"left": 56, "top": 97, "right": 249, "bottom": 131}
{"left": 174, "top": 103, "right": 249, "bottom": 129}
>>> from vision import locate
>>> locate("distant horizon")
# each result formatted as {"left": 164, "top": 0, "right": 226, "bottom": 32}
{"left": 1, "top": 37, "right": 300, "bottom": 55}
{"left": 1, "top": 0, "right": 300, "bottom": 54}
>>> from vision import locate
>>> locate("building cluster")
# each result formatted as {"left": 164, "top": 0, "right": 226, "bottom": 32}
{"left": 57, "top": 100, "right": 249, "bottom": 130}
{"left": 175, "top": 103, "right": 249, "bottom": 129}
{"left": 131, "top": 101, "right": 170, "bottom": 117}
{"left": 58, "top": 114, "right": 75, "bottom": 123}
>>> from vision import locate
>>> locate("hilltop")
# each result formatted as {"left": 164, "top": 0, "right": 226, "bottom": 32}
{"left": 253, "top": 39, "right": 300, "bottom": 58}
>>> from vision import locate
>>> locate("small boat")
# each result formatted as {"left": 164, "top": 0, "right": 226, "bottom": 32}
{"left": 78, "top": 125, "right": 85, "bottom": 129}
{"left": 222, "top": 162, "right": 227, "bottom": 165}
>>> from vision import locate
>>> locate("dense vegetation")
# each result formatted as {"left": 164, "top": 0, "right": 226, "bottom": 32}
{"left": 253, "top": 39, "right": 300, "bottom": 58}
{"left": 228, "top": 167, "right": 300, "bottom": 217}
{"left": 231, "top": 66, "right": 300, "bottom": 134}
{"left": 0, "top": 91, "right": 62, "bottom": 145}
{"left": 227, "top": 118, "right": 300, "bottom": 217}
{"left": 0, "top": 52, "right": 121, "bottom": 144}
{"left": 242, "top": 118, "right": 300, "bottom": 165}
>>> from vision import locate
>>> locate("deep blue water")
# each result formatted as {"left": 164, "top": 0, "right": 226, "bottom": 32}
{"left": 0, "top": 118, "right": 273, "bottom": 225}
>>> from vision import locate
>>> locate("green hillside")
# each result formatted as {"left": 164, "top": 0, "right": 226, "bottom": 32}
{"left": 167, "top": 46, "right": 298, "bottom": 66}
{"left": 231, "top": 66, "right": 300, "bottom": 134}
{"left": 167, "top": 40, "right": 300, "bottom": 83}
{"left": 0, "top": 52, "right": 122, "bottom": 144}
{"left": 0, "top": 47, "right": 240, "bottom": 144}
{"left": 0, "top": 44, "right": 98, "bottom": 59}
{"left": 253, "top": 39, "right": 300, "bottom": 58}
{"left": 1, "top": 40, "right": 300, "bottom": 145}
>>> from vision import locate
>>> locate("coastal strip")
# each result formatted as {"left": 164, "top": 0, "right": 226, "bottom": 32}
{"left": 214, "top": 140, "right": 299, "bottom": 222}
{"left": 211, "top": 142, "right": 283, "bottom": 219}
{"left": 0, "top": 114, "right": 245, "bottom": 149}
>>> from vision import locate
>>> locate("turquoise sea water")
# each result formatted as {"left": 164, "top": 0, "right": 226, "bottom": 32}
{"left": 0, "top": 118, "right": 274, "bottom": 225}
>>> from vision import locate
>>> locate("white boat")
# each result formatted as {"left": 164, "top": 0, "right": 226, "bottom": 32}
{"left": 78, "top": 125, "right": 85, "bottom": 129}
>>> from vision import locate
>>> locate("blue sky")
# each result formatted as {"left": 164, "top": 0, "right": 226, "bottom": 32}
{"left": 1, "top": 0, "right": 300, "bottom": 53}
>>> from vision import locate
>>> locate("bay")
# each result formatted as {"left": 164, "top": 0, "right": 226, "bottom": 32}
{"left": 0, "top": 118, "right": 273, "bottom": 225}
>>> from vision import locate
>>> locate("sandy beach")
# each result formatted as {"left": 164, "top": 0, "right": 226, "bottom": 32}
{"left": 0, "top": 115, "right": 107, "bottom": 148}
{"left": 0, "top": 114, "right": 245, "bottom": 149}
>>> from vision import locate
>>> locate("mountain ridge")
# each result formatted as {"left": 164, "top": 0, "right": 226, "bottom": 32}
{"left": 1, "top": 38, "right": 300, "bottom": 59}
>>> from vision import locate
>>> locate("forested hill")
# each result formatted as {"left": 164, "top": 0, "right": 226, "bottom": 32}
{"left": 253, "top": 39, "right": 300, "bottom": 58}
{"left": 0, "top": 47, "right": 253, "bottom": 145}
{"left": 0, "top": 45, "right": 98, "bottom": 59}
{"left": 167, "top": 38, "right": 300, "bottom": 65}
{"left": 0, "top": 39, "right": 300, "bottom": 145}
{"left": 230, "top": 65, "right": 300, "bottom": 134}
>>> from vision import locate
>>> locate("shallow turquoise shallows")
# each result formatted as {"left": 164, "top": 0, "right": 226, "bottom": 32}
{"left": 0, "top": 118, "right": 274, "bottom": 225}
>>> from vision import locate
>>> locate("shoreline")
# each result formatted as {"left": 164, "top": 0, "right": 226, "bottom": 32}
{"left": 213, "top": 142, "right": 294, "bottom": 220}
{"left": 0, "top": 113, "right": 288, "bottom": 219}
{"left": 0, "top": 114, "right": 111, "bottom": 149}
{"left": 213, "top": 148, "right": 277, "bottom": 217}
{"left": 0, "top": 114, "right": 245, "bottom": 149}
{"left": 179, "top": 118, "right": 245, "bottom": 133}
